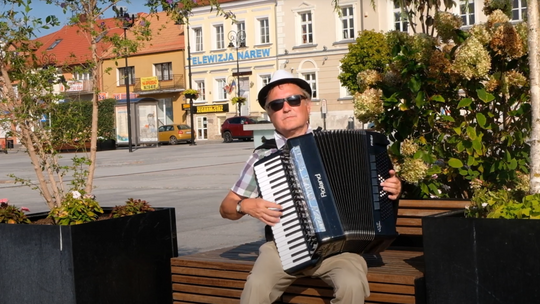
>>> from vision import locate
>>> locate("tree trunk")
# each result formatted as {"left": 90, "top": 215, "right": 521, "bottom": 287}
{"left": 528, "top": 0, "right": 540, "bottom": 194}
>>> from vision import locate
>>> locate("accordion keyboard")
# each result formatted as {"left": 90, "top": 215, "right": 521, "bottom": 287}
{"left": 254, "top": 152, "right": 314, "bottom": 271}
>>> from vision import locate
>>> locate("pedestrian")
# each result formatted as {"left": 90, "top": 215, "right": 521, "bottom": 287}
{"left": 219, "top": 70, "right": 402, "bottom": 304}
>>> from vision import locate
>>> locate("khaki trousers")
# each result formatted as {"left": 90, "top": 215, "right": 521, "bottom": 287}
{"left": 240, "top": 241, "right": 370, "bottom": 304}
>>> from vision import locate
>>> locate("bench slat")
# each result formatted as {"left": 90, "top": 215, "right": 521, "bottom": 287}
{"left": 398, "top": 208, "right": 461, "bottom": 217}
{"left": 398, "top": 199, "right": 469, "bottom": 208}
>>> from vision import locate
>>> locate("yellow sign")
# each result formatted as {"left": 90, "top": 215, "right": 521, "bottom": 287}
{"left": 182, "top": 103, "right": 191, "bottom": 110}
{"left": 141, "top": 76, "right": 159, "bottom": 91}
{"left": 194, "top": 104, "right": 229, "bottom": 114}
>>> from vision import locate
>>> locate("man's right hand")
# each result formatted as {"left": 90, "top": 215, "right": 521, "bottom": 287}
{"left": 219, "top": 190, "right": 282, "bottom": 225}
{"left": 242, "top": 197, "right": 283, "bottom": 226}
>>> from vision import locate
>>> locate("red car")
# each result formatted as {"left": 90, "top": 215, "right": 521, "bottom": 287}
{"left": 220, "top": 116, "right": 268, "bottom": 143}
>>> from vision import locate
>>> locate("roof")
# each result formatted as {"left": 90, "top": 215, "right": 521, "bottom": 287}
{"left": 33, "top": 18, "right": 124, "bottom": 67}
{"left": 33, "top": 11, "right": 184, "bottom": 66}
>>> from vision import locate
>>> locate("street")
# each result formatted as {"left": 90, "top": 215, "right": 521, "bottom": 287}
{"left": 0, "top": 140, "right": 265, "bottom": 256}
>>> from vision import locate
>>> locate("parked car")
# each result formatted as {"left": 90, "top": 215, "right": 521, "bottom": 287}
{"left": 221, "top": 116, "right": 268, "bottom": 143}
{"left": 158, "top": 124, "right": 192, "bottom": 145}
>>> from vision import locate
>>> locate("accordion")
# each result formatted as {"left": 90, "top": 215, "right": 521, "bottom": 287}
{"left": 253, "top": 129, "right": 398, "bottom": 274}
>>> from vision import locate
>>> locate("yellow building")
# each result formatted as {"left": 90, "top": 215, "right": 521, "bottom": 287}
{"left": 101, "top": 11, "right": 187, "bottom": 128}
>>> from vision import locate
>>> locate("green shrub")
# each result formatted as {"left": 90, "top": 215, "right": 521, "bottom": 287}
{"left": 351, "top": 9, "right": 530, "bottom": 199}
{"left": 49, "top": 98, "right": 116, "bottom": 146}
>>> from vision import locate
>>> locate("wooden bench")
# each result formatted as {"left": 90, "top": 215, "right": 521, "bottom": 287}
{"left": 171, "top": 199, "right": 469, "bottom": 304}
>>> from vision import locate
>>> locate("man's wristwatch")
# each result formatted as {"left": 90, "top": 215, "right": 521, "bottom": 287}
{"left": 236, "top": 199, "right": 246, "bottom": 215}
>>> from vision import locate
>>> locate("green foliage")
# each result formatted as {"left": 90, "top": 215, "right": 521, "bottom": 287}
{"left": 352, "top": 9, "right": 530, "bottom": 199}
{"left": 49, "top": 99, "right": 116, "bottom": 147}
{"left": 483, "top": 0, "right": 513, "bottom": 18}
{"left": 48, "top": 191, "right": 104, "bottom": 225}
{"left": 338, "top": 30, "right": 392, "bottom": 94}
{"left": 110, "top": 198, "right": 155, "bottom": 218}
{"left": 466, "top": 188, "right": 540, "bottom": 219}
{"left": 0, "top": 201, "right": 31, "bottom": 224}
{"left": 231, "top": 96, "right": 246, "bottom": 105}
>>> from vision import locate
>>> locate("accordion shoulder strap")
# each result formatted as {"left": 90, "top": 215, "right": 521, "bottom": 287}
{"left": 254, "top": 138, "right": 277, "bottom": 151}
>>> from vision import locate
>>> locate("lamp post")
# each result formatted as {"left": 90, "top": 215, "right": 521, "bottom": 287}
{"left": 186, "top": 24, "right": 196, "bottom": 146}
{"left": 113, "top": 6, "right": 135, "bottom": 152}
{"left": 227, "top": 30, "right": 245, "bottom": 116}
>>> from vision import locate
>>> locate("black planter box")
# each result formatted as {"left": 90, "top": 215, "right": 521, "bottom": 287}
{"left": 0, "top": 207, "right": 178, "bottom": 304}
{"left": 423, "top": 214, "right": 540, "bottom": 304}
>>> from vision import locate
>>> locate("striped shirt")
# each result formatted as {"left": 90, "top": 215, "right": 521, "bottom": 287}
{"left": 231, "top": 127, "right": 312, "bottom": 198}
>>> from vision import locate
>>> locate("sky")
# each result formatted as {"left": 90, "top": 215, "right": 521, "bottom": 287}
{"left": 14, "top": 1, "right": 153, "bottom": 37}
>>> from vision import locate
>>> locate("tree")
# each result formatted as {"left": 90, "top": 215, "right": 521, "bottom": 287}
{"left": 527, "top": 0, "right": 540, "bottom": 193}
{"left": 0, "top": 0, "right": 232, "bottom": 211}
{"left": 338, "top": 30, "right": 392, "bottom": 95}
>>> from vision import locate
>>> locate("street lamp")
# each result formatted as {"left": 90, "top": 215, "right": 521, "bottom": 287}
{"left": 177, "top": 16, "right": 197, "bottom": 146}
{"left": 185, "top": 23, "right": 196, "bottom": 146}
{"left": 113, "top": 6, "right": 135, "bottom": 152}
{"left": 227, "top": 30, "right": 245, "bottom": 116}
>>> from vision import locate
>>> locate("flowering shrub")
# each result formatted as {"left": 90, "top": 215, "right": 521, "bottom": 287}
{"left": 110, "top": 198, "right": 155, "bottom": 218}
{"left": 349, "top": 8, "right": 530, "bottom": 199}
{"left": 0, "top": 199, "right": 31, "bottom": 224}
{"left": 48, "top": 191, "right": 103, "bottom": 225}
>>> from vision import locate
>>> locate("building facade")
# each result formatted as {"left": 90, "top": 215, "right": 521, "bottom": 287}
{"left": 184, "top": 0, "right": 277, "bottom": 140}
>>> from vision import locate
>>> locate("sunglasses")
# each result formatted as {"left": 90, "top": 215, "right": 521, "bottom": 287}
{"left": 266, "top": 95, "right": 307, "bottom": 112}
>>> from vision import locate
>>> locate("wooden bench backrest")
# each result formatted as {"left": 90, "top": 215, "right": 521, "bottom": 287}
{"left": 396, "top": 199, "right": 469, "bottom": 236}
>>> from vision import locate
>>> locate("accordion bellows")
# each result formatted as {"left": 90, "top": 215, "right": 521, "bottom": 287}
{"left": 254, "top": 130, "right": 398, "bottom": 274}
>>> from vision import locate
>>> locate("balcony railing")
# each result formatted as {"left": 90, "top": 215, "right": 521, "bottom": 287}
{"left": 133, "top": 74, "right": 185, "bottom": 93}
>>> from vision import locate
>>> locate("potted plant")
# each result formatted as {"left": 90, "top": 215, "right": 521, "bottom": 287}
{"left": 422, "top": 186, "right": 540, "bottom": 303}
{"left": 0, "top": 194, "right": 178, "bottom": 304}
{"left": 231, "top": 96, "right": 246, "bottom": 105}
{"left": 183, "top": 88, "right": 200, "bottom": 99}
{"left": 340, "top": 1, "right": 540, "bottom": 303}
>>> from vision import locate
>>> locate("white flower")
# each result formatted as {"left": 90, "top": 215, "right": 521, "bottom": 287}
{"left": 72, "top": 191, "right": 82, "bottom": 199}
{"left": 482, "top": 203, "right": 488, "bottom": 208}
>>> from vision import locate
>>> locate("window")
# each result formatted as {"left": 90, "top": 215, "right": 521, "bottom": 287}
{"left": 237, "top": 21, "right": 245, "bottom": 34}
{"left": 155, "top": 62, "right": 172, "bottom": 81}
{"left": 394, "top": 3, "right": 409, "bottom": 32}
{"left": 259, "top": 18, "right": 270, "bottom": 44}
{"left": 118, "top": 66, "right": 135, "bottom": 85}
{"left": 47, "top": 39, "right": 62, "bottom": 50}
{"left": 74, "top": 71, "right": 91, "bottom": 80}
{"left": 300, "top": 12, "right": 313, "bottom": 44}
{"left": 261, "top": 74, "right": 271, "bottom": 87}
{"left": 460, "top": 0, "right": 475, "bottom": 26}
{"left": 193, "top": 27, "right": 203, "bottom": 52}
{"left": 215, "top": 25, "right": 225, "bottom": 49}
{"left": 512, "top": 0, "right": 527, "bottom": 21}
{"left": 216, "top": 78, "right": 227, "bottom": 100}
{"left": 341, "top": 6, "right": 355, "bottom": 39}
{"left": 195, "top": 80, "right": 206, "bottom": 101}
{"left": 302, "top": 72, "right": 317, "bottom": 99}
